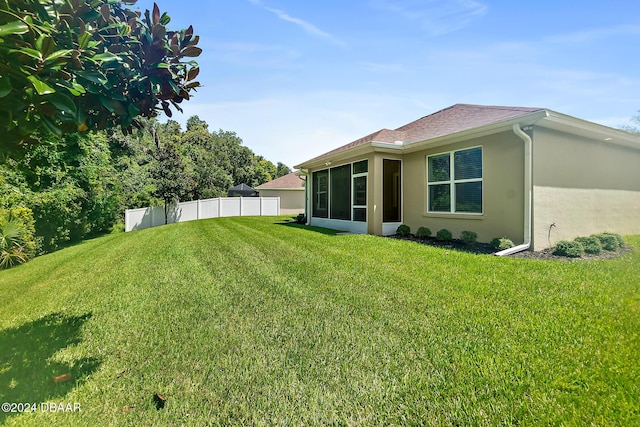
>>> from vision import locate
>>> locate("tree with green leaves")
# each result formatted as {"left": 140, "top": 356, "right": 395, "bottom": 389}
{"left": 186, "top": 114, "right": 208, "bottom": 132}
{"left": 211, "top": 130, "right": 258, "bottom": 186}
{"left": 276, "top": 162, "right": 291, "bottom": 178}
{"left": 0, "top": 111, "right": 292, "bottom": 257}
{"left": 0, "top": 0, "right": 201, "bottom": 152}
{"left": 149, "top": 130, "right": 193, "bottom": 224}
{"left": 252, "top": 155, "right": 276, "bottom": 185}
{"left": 180, "top": 119, "right": 232, "bottom": 199}
{"left": 0, "top": 130, "right": 123, "bottom": 251}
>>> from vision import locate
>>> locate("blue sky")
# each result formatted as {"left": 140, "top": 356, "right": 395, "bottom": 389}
{"left": 132, "top": 0, "right": 640, "bottom": 168}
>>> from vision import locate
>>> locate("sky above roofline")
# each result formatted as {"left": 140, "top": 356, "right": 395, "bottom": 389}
{"left": 132, "top": 0, "right": 640, "bottom": 168}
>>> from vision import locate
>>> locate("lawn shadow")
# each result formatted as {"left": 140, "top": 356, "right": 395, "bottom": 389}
{"left": 0, "top": 313, "right": 100, "bottom": 424}
{"left": 276, "top": 221, "right": 342, "bottom": 236}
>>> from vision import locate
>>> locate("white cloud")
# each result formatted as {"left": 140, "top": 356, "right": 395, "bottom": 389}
{"left": 369, "top": 0, "right": 487, "bottom": 35}
{"left": 249, "top": 0, "right": 346, "bottom": 46}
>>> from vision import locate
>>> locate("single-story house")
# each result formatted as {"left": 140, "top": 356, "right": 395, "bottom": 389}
{"left": 227, "top": 183, "right": 258, "bottom": 197}
{"left": 255, "top": 172, "right": 305, "bottom": 214}
{"left": 294, "top": 103, "right": 640, "bottom": 252}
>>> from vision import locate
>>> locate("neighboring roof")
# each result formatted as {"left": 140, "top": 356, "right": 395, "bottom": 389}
{"left": 256, "top": 171, "right": 305, "bottom": 190}
{"left": 297, "top": 104, "right": 544, "bottom": 166}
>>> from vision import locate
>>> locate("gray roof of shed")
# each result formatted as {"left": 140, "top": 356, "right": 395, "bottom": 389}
{"left": 228, "top": 183, "right": 256, "bottom": 191}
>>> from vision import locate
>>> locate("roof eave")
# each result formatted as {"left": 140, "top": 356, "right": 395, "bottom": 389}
{"left": 294, "top": 143, "right": 376, "bottom": 170}
{"left": 537, "top": 110, "right": 640, "bottom": 150}
{"left": 295, "top": 111, "right": 549, "bottom": 169}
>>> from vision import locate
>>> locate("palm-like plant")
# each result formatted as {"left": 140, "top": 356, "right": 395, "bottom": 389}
{"left": 0, "top": 220, "right": 27, "bottom": 269}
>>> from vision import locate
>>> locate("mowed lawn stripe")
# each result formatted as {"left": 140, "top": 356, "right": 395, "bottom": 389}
{"left": 0, "top": 217, "right": 638, "bottom": 426}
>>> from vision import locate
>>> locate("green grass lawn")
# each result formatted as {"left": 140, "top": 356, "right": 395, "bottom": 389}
{"left": 1, "top": 216, "right": 639, "bottom": 426}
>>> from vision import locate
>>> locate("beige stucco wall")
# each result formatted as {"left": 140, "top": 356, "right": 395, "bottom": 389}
{"left": 257, "top": 189, "right": 305, "bottom": 215}
{"left": 300, "top": 120, "right": 640, "bottom": 249}
{"left": 531, "top": 127, "right": 640, "bottom": 249}
{"left": 402, "top": 131, "right": 526, "bottom": 244}
{"left": 305, "top": 131, "right": 528, "bottom": 242}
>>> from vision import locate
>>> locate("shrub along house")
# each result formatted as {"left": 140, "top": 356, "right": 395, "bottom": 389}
{"left": 294, "top": 104, "right": 640, "bottom": 253}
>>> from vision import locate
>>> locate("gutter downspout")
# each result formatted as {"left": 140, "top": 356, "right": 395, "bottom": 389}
{"left": 495, "top": 124, "right": 533, "bottom": 256}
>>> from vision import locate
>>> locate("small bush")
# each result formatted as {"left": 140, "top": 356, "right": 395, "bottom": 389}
{"left": 396, "top": 224, "right": 411, "bottom": 237}
{"left": 0, "top": 221, "right": 27, "bottom": 269}
{"left": 575, "top": 236, "right": 602, "bottom": 255}
{"left": 592, "top": 233, "right": 622, "bottom": 251}
{"left": 415, "top": 227, "right": 431, "bottom": 239}
{"left": 436, "top": 229, "right": 452, "bottom": 242}
{"left": 110, "top": 222, "right": 125, "bottom": 233}
{"left": 554, "top": 240, "right": 584, "bottom": 258}
{"left": 601, "top": 232, "right": 624, "bottom": 248}
{"left": 611, "top": 233, "right": 625, "bottom": 247}
{"left": 0, "top": 207, "right": 37, "bottom": 269}
{"left": 491, "top": 237, "right": 514, "bottom": 251}
{"left": 460, "top": 230, "right": 477, "bottom": 245}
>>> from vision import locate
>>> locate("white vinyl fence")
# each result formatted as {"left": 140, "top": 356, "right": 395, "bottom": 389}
{"left": 125, "top": 197, "right": 280, "bottom": 232}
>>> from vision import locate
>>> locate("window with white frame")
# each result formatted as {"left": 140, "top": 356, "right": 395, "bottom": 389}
{"left": 427, "top": 146, "right": 482, "bottom": 213}
{"left": 312, "top": 170, "right": 328, "bottom": 218}
{"left": 352, "top": 160, "right": 368, "bottom": 222}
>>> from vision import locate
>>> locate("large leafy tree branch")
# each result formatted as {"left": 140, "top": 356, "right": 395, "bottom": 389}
{"left": 0, "top": 0, "right": 201, "bottom": 152}
{"left": 149, "top": 126, "right": 192, "bottom": 224}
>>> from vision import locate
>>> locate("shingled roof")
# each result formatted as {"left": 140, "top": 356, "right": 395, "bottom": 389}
{"left": 300, "top": 104, "right": 544, "bottom": 164}
{"left": 396, "top": 104, "right": 543, "bottom": 141}
{"left": 256, "top": 171, "right": 305, "bottom": 190}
